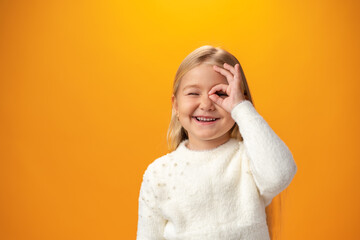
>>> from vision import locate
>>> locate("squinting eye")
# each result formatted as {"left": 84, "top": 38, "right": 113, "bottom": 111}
{"left": 188, "top": 93, "right": 199, "bottom": 95}
{"left": 216, "top": 92, "right": 228, "bottom": 96}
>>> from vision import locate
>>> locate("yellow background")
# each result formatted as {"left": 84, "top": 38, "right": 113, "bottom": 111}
{"left": 1, "top": 0, "right": 359, "bottom": 239}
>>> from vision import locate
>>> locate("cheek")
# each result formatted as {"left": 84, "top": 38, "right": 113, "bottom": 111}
{"left": 222, "top": 113, "right": 235, "bottom": 124}
{"left": 217, "top": 108, "right": 231, "bottom": 117}
{"left": 179, "top": 101, "right": 197, "bottom": 112}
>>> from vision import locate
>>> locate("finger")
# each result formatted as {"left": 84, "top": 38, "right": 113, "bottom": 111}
{"left": 208, "top": 93, "right": 224, "bottom": 107}
{"left": 223, "top": 63, "right": 237, "bottom": 76}
{"left": 224, "top": 63, "right": 243, "bottom": 83}
{"left": 234, "top": 64, "right": 243, "bottom": 83}
{"left": 208, "top": 84, "right": 228, "bottom": 95}
{"left": 213, "top": 64, "right": 233, "bottom": 79}
{"left": 213, "top": 65, "right": 235, "bottom": 83}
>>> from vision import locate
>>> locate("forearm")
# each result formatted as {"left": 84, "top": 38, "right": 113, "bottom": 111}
{"left": 231, "top": 100, "right": 297, "bottom": 203}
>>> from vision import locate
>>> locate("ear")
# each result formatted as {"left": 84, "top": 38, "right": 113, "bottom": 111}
{"left": 172, "top": 94, "right": 178, "bottom": 112}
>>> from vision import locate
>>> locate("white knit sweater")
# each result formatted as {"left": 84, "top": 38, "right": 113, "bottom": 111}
{"left": 136, "top": 100, "right": 297, "bottom": 240}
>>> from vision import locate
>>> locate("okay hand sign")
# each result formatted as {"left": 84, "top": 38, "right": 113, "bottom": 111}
{"left": 208, "top": 63, "right": 247, "bottom": 113}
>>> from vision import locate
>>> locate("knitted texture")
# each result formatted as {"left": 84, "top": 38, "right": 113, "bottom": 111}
{"left": 137, "top": 100, "right": 298, "bottom": 240}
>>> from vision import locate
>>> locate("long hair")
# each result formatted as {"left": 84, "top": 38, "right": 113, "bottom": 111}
{"left": 166, "top": 45, "right": 281, "bottom": 239}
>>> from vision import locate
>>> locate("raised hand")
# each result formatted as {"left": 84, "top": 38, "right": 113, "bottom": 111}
{"left": 208, "top": 63, "right": 247, "bottom": 113}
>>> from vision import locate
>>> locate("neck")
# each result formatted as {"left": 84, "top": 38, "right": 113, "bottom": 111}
{"left": 186, "top": 133, "right": 231, "bottom": 151}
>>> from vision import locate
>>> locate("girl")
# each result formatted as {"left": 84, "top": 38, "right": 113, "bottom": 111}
{"left": 136, "top": 45, "right": 297, "bottom": 240}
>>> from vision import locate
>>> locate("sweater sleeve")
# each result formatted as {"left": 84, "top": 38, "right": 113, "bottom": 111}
{"left": 136, "top": 167, "right": 167, "bottom": 240}
{"left": 231, "top": 100, "right": 298, "bottom": 207}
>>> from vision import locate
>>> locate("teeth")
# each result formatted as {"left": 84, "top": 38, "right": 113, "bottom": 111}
{"left": 196, "top": 117, "right": 217, "bottom": 121}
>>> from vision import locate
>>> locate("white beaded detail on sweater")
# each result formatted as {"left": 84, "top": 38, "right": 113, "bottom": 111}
{"left": 137, "top": 100, "right": 297, "bottom": 240}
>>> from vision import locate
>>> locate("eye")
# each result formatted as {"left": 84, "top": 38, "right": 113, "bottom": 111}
{"left": 216, "top": 91, "right": 228, "bottom": 97}
{"left": 188, "top": 93, "right": 199, "bottom": 95}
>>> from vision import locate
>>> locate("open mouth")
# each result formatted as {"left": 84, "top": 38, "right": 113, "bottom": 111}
{"left": 192, "top": 116, "right": 220, "bottom": 124}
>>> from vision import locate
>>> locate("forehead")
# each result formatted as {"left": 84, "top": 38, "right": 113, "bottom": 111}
{"left": 180, "top": 64, "right": 227, "bottom": 91}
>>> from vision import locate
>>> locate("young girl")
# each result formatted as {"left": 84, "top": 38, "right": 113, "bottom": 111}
{"left": 136, "top": 45, "right": 297, "bottom": 240}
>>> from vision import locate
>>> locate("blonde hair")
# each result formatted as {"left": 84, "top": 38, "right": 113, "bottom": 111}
{"left": 166, "top": 45, "right": 282, "bottom": 240}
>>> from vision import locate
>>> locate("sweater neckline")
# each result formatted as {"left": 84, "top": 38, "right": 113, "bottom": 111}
{"left": 175, "top": 138, "right": 239, "bottom": 156}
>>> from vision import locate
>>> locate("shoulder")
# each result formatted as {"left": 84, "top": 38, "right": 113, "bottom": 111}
{"left": 142, "top": 153, "right": 172, "bottom": 180}
{"left": 140, "top": 153, "right": 172, "bottom": 198}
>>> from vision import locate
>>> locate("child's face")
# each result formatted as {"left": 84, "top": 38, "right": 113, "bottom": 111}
{"left": 172, "top": 63, "right": 236, "bottom": 148}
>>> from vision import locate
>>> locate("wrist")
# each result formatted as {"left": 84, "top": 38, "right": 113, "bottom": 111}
{"left": 231, "top": 99, "right": 246, "bottom": 111}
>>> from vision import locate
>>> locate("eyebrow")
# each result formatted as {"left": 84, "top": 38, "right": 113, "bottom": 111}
{"left": 182, "top": 84, "right": 201, "bottom": 91}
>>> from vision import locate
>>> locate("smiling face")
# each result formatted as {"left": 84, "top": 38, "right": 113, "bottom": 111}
{"left": 172, "top": 63, "right": 236, "bottom": 150}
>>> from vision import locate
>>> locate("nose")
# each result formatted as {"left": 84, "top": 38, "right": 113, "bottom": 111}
{"left": 199, "top": 93, "right": 215, "bottom": 111}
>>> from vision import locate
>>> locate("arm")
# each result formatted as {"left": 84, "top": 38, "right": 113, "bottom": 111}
{"left": 231, "top": 100, "right": 298, "bottom": 206}
{"left": 137, "top": 167, "right": 167, "bottom": 240}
